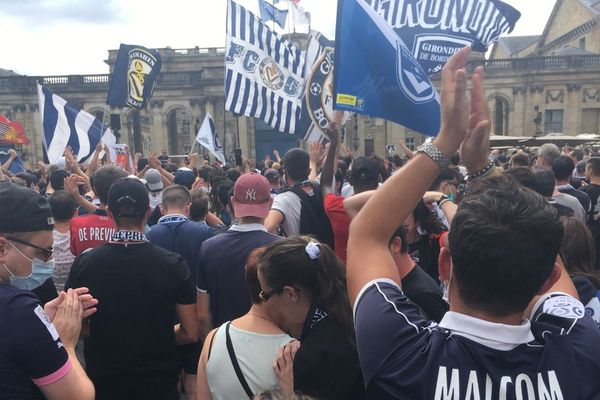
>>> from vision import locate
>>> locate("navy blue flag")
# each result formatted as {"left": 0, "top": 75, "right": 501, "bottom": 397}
{"left": 259, "top": 0, "right": 289, "bottom": 28}
{"left": 106, "top": 44, "right": 162, "bottom": 109}
{"left": 334, "top": 0, "right": 441, "bottom": 136}
{"left": 0, "top": 147, "right": 26, "bottom": 174}
{"left": 362, "top": 0, "right": 520, "bottom": 75}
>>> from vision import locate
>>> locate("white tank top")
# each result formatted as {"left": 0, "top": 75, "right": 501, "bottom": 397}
{"left": 206, "top": 323, "right": 294, "bottom": 399}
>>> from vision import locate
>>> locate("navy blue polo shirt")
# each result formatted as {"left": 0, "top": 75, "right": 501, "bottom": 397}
{"left": 147, "top": 215, "right": 213, "bottom": 282}
{"left": 0, "top": 284, "right": 71, "bottom": 399}
{"left": 354, "top": 279, "right": 600, "bottom": 399}
{"left": 197, "top": 224, "right": 279, "bottom": 327}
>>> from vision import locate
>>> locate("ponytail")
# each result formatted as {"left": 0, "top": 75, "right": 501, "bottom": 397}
{"left": 259, "top": 236, "right": 354, "bottom": 341}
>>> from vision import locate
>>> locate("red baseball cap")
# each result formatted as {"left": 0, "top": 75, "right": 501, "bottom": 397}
{"left": 233, "top": 173, "right": 272, "bottom": 218}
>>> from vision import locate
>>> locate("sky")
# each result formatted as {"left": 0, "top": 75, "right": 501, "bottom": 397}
{"left": 1, "top": 0, "right": 557, "bottom": 76}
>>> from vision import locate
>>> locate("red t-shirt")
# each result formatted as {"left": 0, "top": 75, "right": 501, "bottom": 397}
{"left": 69, "top": 209, "right": 116, "bottom": 256}
{"left": 324, "top": 193, "right": 351, "bottom": 262}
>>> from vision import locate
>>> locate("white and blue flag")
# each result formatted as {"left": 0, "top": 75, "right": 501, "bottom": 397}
{"left": 225, "top": 0, "right": 305, "bottom": 134}
{"left": 334, "top": 0, "right": 441, "bottom": 136}
{"left": 258, "top": 0, "right": 288, "bottom": 28}
{"left": 363, "top": 0, "right": 521, "bottom": 75}
{"left": 37, "top": 84, "right": 116, "bottom": 164}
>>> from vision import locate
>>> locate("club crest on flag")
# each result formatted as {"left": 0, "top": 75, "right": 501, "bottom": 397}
{"left": 413, "top": 35, "right": 473, "bottom": 74}
{"left": 127, "top": 48, "right": 159, "bottom": 108}
{"left": 259, "top": 58, "right": 285, "bottom": 90}
{"left": 306, "top": 46, "right": 334, "bottom": 131}
{"left": 396, "top": 43, "right": 435, "bottom": 104}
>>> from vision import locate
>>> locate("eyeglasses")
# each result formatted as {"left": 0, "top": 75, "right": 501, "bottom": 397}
{"left": 7, "top": 237, "right": 54, "bottom": 262}
{"left": 259, "top": 285, "right": 300, "bottom": 302}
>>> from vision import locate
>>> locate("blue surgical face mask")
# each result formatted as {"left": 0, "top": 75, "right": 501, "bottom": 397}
{"left": 4, "top": 243, "right": 55, "bottom": 290}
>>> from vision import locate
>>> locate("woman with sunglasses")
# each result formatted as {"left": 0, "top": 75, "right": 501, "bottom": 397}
{"left": 197, "top": 248, "right": 297, "bottom": 400}
{"left": 256, "top": 237, "right": 365, "bottom": 400}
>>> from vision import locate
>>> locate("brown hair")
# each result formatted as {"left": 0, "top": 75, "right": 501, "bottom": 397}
{"left": 258, "top": 236, "right": 354, "bottom": 340}
{"left": 560, "top": 216, "right": 600, "bottom": 287}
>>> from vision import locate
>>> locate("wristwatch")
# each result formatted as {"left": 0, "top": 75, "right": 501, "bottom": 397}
{"left": 416, "top": 142, "right": 450, "bottom": 170}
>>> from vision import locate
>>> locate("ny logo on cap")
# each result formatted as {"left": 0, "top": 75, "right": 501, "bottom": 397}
{"left": 246, "top": 189, "right": 256, "bottom": 202}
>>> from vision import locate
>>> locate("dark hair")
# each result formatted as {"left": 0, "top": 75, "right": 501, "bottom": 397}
{"left": 48, "top": 190, "right": 78, "bottom": 222}
{"left": 161, "top": 185, "right": 191, "bottom": 211}
{"left": 337, "top": 159, "right": 348, "bottom": 176}
{"left": 390, "top": 225, "right": 409, "bottom": 253}
{"left": 190, "top": 189, "right": 210, "bottom": 221}
{"left": 412, "top": 200, "right": 446, "bottom": 235}
{"left": 571, "top": 149, "right": 584, "bottom": 162}
{"left": 198, "top": 166, "right": 213, "bottom": 182}
{"left": 246, "top": 247, "right": 267, "bottom": 304}
{"left": 503, "top": 167, "right": 536, "bottom": 190}
{"left": 533, "top": 169, "right": 556, "bottom": 198}
{"left": 430, "top": 168, "right": 461, "bottom": 191}
{"left": 450, "top": 175, "right": 563, "bottom": 316}
{"left": 227, "top": 169, "right": 241, "bottom": 182}
{"left": 391, "top": 154, "right": 404, "bottom": 168}
{"left": 587, "top": 157, "right": 600, "bottom": 176}
{"left": 510, "top": 153, "right": 530, "bottom": 168}
{"left": 137, "top": 157, "right": 149, "bottom": 172}
{"left": 284, "top": 148, "right": 310, "bottom": 182}
{"left": 449, "top": 152, "right": 460, "bottom": 166}
{"left": 560, "top": 217, "right": 600, "bottom": 287}
{"left": 552, "top": 155, "right": 575, "bottom": 181}
{"left": 258, "top": 236, "right": 353, "bottom": 339}
{"left": 15, "top": 172, "right": 35, "bottom": 188}
{"left": 93, "top": 165, "right": 128, "bottom": 204}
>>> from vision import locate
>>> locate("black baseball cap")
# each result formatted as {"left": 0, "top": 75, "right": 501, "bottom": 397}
{"left": 107, "top": 177, "right": 150, "bottom": 218}
{"left": 264, "top": 168, "right": 280, "bottom": 183}
{"left": 351, "top": 157, "right": 380, "bottom": 182}
{"left": 0, "top": 182, "right": 54, "bottom": 233}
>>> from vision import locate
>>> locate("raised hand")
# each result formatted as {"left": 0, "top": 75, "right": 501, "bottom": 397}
{"left": 273, "top": 340, "right": 300, "bottom": 395}
{"left": 433, "top": 46, "right": 472, "bottom": 159}
{"left": 459, "top": 66, "right": 491, "bottom": 173}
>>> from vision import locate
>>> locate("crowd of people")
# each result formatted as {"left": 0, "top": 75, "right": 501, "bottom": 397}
{"left": 1, "top": 47, "right": 599, "bottom": 400}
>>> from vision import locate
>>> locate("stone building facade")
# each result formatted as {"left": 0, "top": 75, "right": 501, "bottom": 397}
{"left": 0, "top": 0, "right": 599, "bottom": 164}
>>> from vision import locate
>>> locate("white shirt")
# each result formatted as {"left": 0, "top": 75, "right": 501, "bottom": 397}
{"left": 271, "top": 190, "right": 303, "bottom": 237}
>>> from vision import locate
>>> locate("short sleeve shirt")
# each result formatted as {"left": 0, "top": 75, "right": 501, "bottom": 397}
{"left": 323, "top": 193, "right": 350, "bottom": 262}
{"left": 271, "top": 191, "right": 302, "bottom": 237}
{"left": 354, "top": 279, "right": 600, "bottom": 399}
{"left": 69, "top": 209, "right": 116, "bottom": 256}
{"left": 0, "top": 284, "right": 71, "bottom": 399}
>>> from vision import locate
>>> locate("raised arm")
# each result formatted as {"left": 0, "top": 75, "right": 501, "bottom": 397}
{"left": 346, "top": 47, "right": 490, "bottom": 304}
{"left": 321, "top": 125, "right": 341, "bottom": 196}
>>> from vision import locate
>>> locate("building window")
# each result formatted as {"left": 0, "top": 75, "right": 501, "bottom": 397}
{"left": 493, "top": 97, "right": 509, "bottom": 135}
{"left": 580, "top": 37, "right": 586, "bottom": 50}
{"left": 582, "top": 109, "right": 600, "bottom": 134}
{"left": 166, "top": 108, "right": 192, "bottom": 155}
{"left": 405, "top": 137, "right": 415, "bottom": 151}
{"left": 544, "top": 110, "right": 563, "bottom": 134}
{"left": 364, "top": 135, "right": 374, "bottom": 156}
{"left": 364, "top": 116, "right": 376, "bottom": 127}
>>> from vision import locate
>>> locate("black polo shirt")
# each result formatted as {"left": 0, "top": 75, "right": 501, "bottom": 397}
{"left": 66, "top": 241, "right": 196, "bottom": 381}
{"left": 0, "top": 284, "right": 70, "bottom": 399}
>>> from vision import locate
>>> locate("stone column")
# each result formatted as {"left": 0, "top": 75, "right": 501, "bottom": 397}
{"left": 512, "top": 87, "right": 527, "bottom": 136}
{"left": 567, "top": 84, "right": 582, "bottom": 135}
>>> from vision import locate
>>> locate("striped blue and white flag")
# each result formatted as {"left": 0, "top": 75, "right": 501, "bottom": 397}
{"left": 37, "top": 84, "right": 116, "bottom": 164}
{"left": 225, "top": 0, "right": 305, "bottom": 134}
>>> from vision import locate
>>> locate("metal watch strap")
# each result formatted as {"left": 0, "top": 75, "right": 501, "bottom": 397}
{"left": 416, "top": 142, "right": 450, "bottom": 170}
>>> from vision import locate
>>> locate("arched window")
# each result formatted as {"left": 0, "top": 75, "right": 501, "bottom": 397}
{"left": 493, "top": 97, "right": 510, "bottom": 136}
{"left": 166, "top": 108, "right": 192, "bottom": 155}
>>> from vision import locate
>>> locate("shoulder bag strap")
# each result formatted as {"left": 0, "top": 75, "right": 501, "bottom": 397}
{"left": 225, "top": 322, "right": 254, "bottom": 399}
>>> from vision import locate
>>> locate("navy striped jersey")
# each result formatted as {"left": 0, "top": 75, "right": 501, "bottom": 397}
{"left": 354, "top": 279, "right": 600, "bottom": 400}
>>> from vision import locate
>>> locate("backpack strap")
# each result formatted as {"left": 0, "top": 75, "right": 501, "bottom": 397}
{"left": 225, "top": 322, "right": 254, "bottom": 399}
